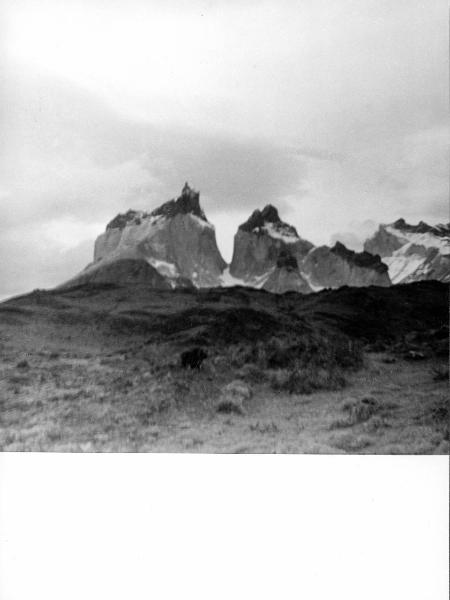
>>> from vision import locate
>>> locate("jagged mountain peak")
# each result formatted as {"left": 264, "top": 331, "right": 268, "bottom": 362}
{"left": 106, "top": 209, "right": 148, "bottom": 231}
{"left": 391, "top": 218, "right": 449, "bottom": 238}
{"left": 239, "top": 205, "right": 298, "bottom": 237}
{"left": 331, "top": 242, "right": 388, "bottom": 274}
{"left": 106, "top": 183, "right": 208, "bottom": 231}
{"left": 364, "top": 219, "right": 450, "bottom": 284}
{"left": 151, "top": 182, "right": 208, "bottom": 222}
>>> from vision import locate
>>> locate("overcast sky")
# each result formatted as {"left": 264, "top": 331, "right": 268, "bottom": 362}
{"left": 0, "top": 0, "right": 448, "bottom": 298}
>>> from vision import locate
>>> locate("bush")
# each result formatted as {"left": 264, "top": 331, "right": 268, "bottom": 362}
{"left": 432, "top": 365, "right": 449, "bottom": 382}
{"left": 216, "top": 380, "right": 252, "bottom": 415}
{"left": 221, "top": 331, "right": 363, "bottom": 395}
{"left": 330, "top": 433, "right": 372, "bottom": 452}
{"left": 237, "top": 363, "right": 268, "bottom": 383}
{"left": 341, "top": 397, "right": 380, "bottom": 424}
{"left": 228, "top": 333, "right": 363, "bottom": 371}
{"left": 270, "top": 364, "right": 346, "bottom": 395}
{"left": 216, "top": 399, "right": 244, "bottom": 415}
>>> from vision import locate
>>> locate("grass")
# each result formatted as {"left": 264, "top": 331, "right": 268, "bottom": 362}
{"left": 329, "top": 433, "right": 372, "bottom": 452}
{"left": 0, "top": 280, "right": 448, "bottom": 453}
{"left": 224, "top": 332, "right": 363, "bottom": 395}
{"left": 432, "top": 365, "right": 449, "bottom": 382}
{"left": 270, "top": 364, "right": 346, "bottom": 395}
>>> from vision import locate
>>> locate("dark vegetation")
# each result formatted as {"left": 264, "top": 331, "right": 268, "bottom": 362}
{"left": 181, "top": 348, "right": 208, "bottom": 369}
{"left": 2, "top": 280, "right": 447, "bottom": 399}
{"left": 0, "top": 279, "right": 448, "bottom": 453}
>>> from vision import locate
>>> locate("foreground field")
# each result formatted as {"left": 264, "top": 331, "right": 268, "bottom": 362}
{"left": 0, "top": 281, "right": 448, "bottom": 453}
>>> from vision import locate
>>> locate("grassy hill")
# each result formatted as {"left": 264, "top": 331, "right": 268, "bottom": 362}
{"left": 0, "top": 281, "right": 447, "bottom": 453}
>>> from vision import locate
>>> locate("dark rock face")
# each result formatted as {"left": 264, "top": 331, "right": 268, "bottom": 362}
{"left": 151, "top": 182, "right": 208, "bottom": 222}
{"left": 331, "top": 242, "right": 388, "bottom": 274}
{"left": 106, "top": 184, "right": 207, "bottom": 232}
{"left": 303, "top": 244, "right": 391, "bottom": 289}
{"left": 263, "top": 265, "right": 312, "bottom": 294}
{"left": 261, "top": 249, "right": 311, "bottom": 294}
{"left": 228, "top": 206, "right": 389, "bottom": 293}
{"left": 229, "top": 205, "right": 313, "bottom": 289}
{"left": 107, "top": 210, "right": 148, "bottom": 231}
{"left": 364, "top": 225, "right": 404, "bottom": 257}
{"left": 239, "top": 205, "right": 298, "bottom": 237}
{"left": 393, "top": 219, "right": 450, "bottom": 238}
{"left": 276, "top": 249, "right": 299, "bottom": 271}
{"left": 88, "top": 184, "right": 226, "bottom": 288}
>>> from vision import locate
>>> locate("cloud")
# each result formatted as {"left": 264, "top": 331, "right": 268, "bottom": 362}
{"left": 0, "top": 1, "right": 447, "bottom": 297}
{"left": 0, "top": 69, "right": 312, "bottom": 293}
{"left": 330, "top": 220, "right": 378, "bottom": 252}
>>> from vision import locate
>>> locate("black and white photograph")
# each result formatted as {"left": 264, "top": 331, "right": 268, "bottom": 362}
{"left": 0, "top": 0, "right": 448, "bottom": 454}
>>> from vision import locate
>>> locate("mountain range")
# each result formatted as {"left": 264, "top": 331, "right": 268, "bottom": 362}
{"left": 63, "top": 183, "right": 449, "bottom": 293}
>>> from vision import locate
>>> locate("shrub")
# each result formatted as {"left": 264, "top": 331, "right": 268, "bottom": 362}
{"left": 249, "top": 420, "right": 279, "bottom": 434}
{"left": 270, "top": 364, "right": 346, "bottom": 395}
{"left": 216, "top": 399, "right": 244, "bottom": 415}
{"left": 216, "top": 380, "right": 252, "bottom": 415}
{"left": 238, "top": 363, "right": 267, "bottom": 384}
{"left": 330, "top": 433, "right": 372, "bottom": 452}
{"left": 432, "top": 365, "right": 449, "bottom": 382}
{"left": 16, "top": 359, "right": 30, "bottom": 369}
{"left": 341, "top": 397, "right": 380, "bottom": 424}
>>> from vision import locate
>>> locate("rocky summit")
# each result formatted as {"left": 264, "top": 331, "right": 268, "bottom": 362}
{"left": 227, "top": 204, "right": 390, "bottom": 293}
{"left": 228, "top": 205, "right": 314, "bottom": 291}
{"left": 364, "top": 219, "right": 450, "bottom": 284}
{"left": 302, "top": 243, "right": 390, "bottom": 290}
{"left": 64, "top": 183, "right": 226, "bottom": 289}
{"left": 61, "top": 184, "right": 449, "bottom": 293}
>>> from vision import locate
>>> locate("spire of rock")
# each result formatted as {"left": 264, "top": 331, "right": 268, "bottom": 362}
{"left": 182, "top": 182, "right": 193, "bottom": 196}
{"left": 391, "top": 218, "right": 448, "bottom": 237}
{"left": 239, "top": 204, "right": 298, "bottom": 236}
{"left": 151, "top": 183, "right": 207, "bottom": 221}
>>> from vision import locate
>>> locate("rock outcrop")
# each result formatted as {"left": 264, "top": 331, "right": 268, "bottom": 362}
{"left": 62, "top": 185, "right": 448, "bottom": 295}
{"left": 227, "top": 205, "right": 390, "bottom": 293}
{"left": 364, "top": 219, "right": 450, "bottom": 284}
{"left": 262, "top": 250, "right": 312, "bottom": 294}
{"left": 302, "top": 242, "right": 391, "bottom": 289}
{"left": 229, "top": 205, "right": 314, "bottom": 291}
{"left": 72, "top": 183, "right": 226, "bottom": 288}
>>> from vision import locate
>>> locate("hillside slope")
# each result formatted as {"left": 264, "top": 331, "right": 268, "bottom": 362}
{"left": 1, "top": 282, "right": 447, "bottom": 453}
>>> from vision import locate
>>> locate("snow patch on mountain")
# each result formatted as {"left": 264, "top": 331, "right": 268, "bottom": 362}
{"left": 147, "top": 258, "right": 179, "bottom": 279}
{"left": 262, "top": 222, "right": 299, "bottom": 243}
{"left": 302, "top": 271, "right": 324, "bottom": 292}
{"left": 383, "top": 253, "right": 426, "bottom": 284}
{"left": 220, "top": 267, "right": 247, "bottom": 287}
{"left": 364, "top": 220, "right": 450, "bottom": 284}
{"left": 385, "top": 226, "right": 450, "bottom": 254}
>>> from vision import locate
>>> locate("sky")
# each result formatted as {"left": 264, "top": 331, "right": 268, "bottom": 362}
{"left": 0, "top": 0, "right": 448, "bottom": 299}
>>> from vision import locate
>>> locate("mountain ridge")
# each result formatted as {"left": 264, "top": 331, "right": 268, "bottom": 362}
{"left": 364, "top": 219, "right": 450, "bottom": 284}
{"left": 62, "top": 185, "right": 449, "bottom": 293}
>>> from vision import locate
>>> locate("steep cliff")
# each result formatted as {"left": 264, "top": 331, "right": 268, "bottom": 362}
{"left": 302, "top": 242, "right": 391, "bottom": 289}
{"left": 262, "top": 250, "right": 312, "bottom": 294}
{"left": 80, "top": 183, "right": 226, "bottom": 288}
{"left": 229, "top": 205, "right": 313, "bottom": 289}
{"left": 364, "top": 219, "right": 450, "bottom": 284}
